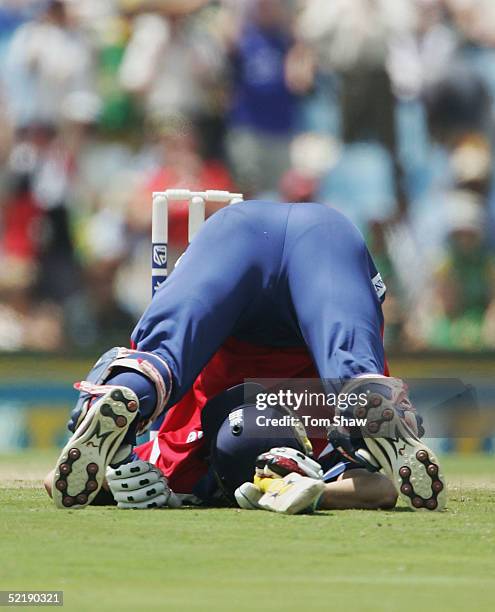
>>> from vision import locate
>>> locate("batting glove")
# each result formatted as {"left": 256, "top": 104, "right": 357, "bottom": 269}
{"left": 106, "top": 460, "right": 182, "bottom": 509}
{"left": 255, "top": 447, "right": 324, "bottom": 480}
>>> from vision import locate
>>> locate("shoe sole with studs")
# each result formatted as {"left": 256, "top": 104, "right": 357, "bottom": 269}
{"left": 52, "top": 387, "right": 139, "bottom": 509}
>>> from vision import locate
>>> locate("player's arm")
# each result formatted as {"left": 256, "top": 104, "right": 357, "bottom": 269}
{"left": 234, "top": 447, "right": 397, "bottom": 514}
{"left": 317, "top": 470, "right": 397, "bottom": 510}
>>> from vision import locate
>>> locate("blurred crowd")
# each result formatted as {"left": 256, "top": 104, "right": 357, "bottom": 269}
{"left": 0, "top": 0, "right": 494, "bottom": 352}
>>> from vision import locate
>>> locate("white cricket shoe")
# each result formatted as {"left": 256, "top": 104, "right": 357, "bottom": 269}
{"left": 52, "top": 385, "right": 139, "bottom": 509}
{"left": 365, "top": 435, "right": 446, "bottom": 511}
{"left": 342, "top": 378, "right": 447, "bottom": 511}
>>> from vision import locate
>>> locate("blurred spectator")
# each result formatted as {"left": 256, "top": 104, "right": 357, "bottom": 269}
{"left": 297, "top": 0, "right": 415, "bottom": 214}
{"left": 131, "top": 117, "right": 234, "bottom": 254}
{"left": 225, "top": 0, "right": 305, "bottom": 196}
{"left": 5, "top": 0, "right": 96, "bottom": 128}
{"left": 418, "top": 194, "right": 495, "bottom": 349}
{"left": 424, "top": 63, "right": 492, "bottom": 148}
{"left": 387, "top": 0, "right": 457, "bottom": 99}
{"left": 1, "top": 141, "right": 42, "bottom": 262}
{"left": 96, "top": 12, "right": 141, "bottom": 136}
{"left": 0, "top": 255, "right": 64, "bottom": 352}
{"left": 119, "top": 1, "right": 226, "bottom": 157}
{"left": 279, "top": 169, "right": 318, "bottom": 203}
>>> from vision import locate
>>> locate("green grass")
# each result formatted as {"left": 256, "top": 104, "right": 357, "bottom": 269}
{"left": 0, "top": 452, "right": 494, "bottom": 612}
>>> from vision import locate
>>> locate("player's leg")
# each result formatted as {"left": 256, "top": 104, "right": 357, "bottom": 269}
{"left": 51, "top": 383, "right": 140, "bottom": 508}
{"left": 284, "top": 203, "right": 386, "bottom": 380}
{"left": 333, "top": 377, "right": 447, "bottom": 511}
{"left": 50, "top": 345, "right": 173, "bottom": 509}
{"left": 131, "top": 202, "right": 287, "bottom": 407}
{"left": 284, "top": 204, "right": 446, "bottom": 510}
{"left": 51, "top": 204, "right": 287, "bottom": 508}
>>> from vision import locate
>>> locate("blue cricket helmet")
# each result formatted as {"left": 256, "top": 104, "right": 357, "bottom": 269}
{"left": 201, "top": 383, "right": 306, "bottom": 502}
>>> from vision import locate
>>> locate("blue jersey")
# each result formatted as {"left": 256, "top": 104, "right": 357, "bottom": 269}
{"left": 229, "top": 24, "right": 295, "bottom": 134}
{"left": 132, "top": 201, "right": 387, "bottom": 409}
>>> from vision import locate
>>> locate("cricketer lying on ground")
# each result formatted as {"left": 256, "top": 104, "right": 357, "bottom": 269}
{"left": 49, "top": 200, "right": 446, "bottom": 512}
